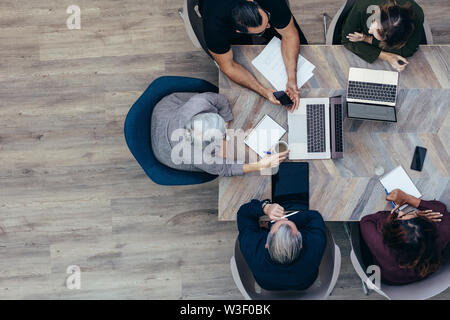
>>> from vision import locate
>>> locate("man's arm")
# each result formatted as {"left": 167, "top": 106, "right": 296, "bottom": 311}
{"left": 289, "top": 210, "right": 326, "bottom": 235}
{"left": 236, "top": 199, "right": 265, "bottom": 234}
{"left": 210, "top": 49, "right": 281, "bottom": 106}
{"left": 276, "top": 16, "right": 300, "bottom": 110}
{"left": 190, "top": 93, "right": 233, "bottom": 122}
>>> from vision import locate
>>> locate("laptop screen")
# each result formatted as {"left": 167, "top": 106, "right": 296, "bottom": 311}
{"left": 347, "top": 102, "right": 397, "bottom": 122}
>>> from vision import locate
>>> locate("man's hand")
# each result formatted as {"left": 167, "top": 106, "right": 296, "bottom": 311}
{"left": 264, "top": 88, "right": 282, "bottom": 106}
{"left": 263, "top": 203, "right": 285, "bottom": 221}
{"left": 285, "top": 79, "right": 299, "bottom": 112}
{"left": 380, "top": 51, "right": 408, "bottom": 72}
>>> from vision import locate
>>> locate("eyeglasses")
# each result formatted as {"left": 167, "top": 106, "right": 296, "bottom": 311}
{"left": 243, "top": 9, "right": 271, "bottom": 37}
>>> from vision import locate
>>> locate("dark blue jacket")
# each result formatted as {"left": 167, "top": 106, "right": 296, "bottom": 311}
{"left": 237, "top": 200, "right": 327, "bottom": 291}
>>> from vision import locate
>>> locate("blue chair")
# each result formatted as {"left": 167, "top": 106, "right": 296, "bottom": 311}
{"left": 124, "top": 76, "right": 219, "bottom": 186}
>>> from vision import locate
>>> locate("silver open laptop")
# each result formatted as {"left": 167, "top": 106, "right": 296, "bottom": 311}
{"left": 347, "top": 67, "right": 399, "bottom": 122}
{"left": 288, "top": 96, "right": 344, "bottom": 160}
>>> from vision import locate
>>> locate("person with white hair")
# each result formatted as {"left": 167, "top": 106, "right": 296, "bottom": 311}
{"left": 237, "top": 199, "right": 327, "bottom": 290}
{"left": 151, "top": 92, "right": 289, "bottom": 176}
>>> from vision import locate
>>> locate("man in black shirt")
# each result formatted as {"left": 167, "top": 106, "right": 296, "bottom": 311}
{"left": 199, "top": 0, "right": 308, "bottom": 110}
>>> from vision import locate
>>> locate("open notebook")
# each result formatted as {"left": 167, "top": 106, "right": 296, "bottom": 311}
{"left": 245, "top": 115, "right": 286, "bottom": 158}
{"left": 380, "top": 165, "right": 422, "bottom": 210}
{"left": 251, "top": 37, "right": 315, "bottom": 91}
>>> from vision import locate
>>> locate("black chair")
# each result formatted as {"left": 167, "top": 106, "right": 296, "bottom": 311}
{"left": 179, "top": 0, "right": 294, "bottom": 60}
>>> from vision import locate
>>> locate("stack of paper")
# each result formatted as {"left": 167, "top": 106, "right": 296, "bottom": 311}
{"left": 251, "top": 37, "right": 315, "bottom": 91}
{"left": 245, "top": 114, "right": 286, "bottom": 158}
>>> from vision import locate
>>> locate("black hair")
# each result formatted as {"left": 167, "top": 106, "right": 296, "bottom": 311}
{"left": 231, "top": 0, "right": 263, "bottom": 33}
{"left": 378, "top": 0, "right": 415, "bottom": 49}
{"left": 383, "top": 215, "right": 441, "bottom": 278}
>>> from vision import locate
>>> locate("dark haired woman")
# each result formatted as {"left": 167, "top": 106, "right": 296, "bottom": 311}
{"left": 342, "top": 0, "right": 424, "bottom": 72}
{"left": 360, "top": 189, "right": 449, "bottom": 285}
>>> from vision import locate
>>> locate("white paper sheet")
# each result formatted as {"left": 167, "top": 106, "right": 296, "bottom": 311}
{"left": 245, "top": 115, "right": 286, "bottom": 158}
{"left": 380, "top": 166, "right": 422, "bottom": 209}
{"left": 251, "top": 37, "right": 315, "bottom": 91}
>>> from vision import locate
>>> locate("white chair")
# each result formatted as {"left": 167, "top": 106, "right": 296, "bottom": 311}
{"left": 323, "top": 0, "right": 357, "bottom": 45}
{"left": 346, "top": 222, "right": 450, "bottom": 300}
{"left": 323, "top": 0, "right": 433, "bottom": 45}
{"left": 230, "top": 227, "right": 341, "bottom": 300}
{"left": 178, "top": 0, "right": 212, "bottom": 58}
{"left": 422, "top": 18, "right": 434, "bottom": 45}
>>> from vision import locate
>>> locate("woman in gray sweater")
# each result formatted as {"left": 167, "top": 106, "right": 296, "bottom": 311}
{"left": 151, "top": 92, "right": 288, "bottom": 177}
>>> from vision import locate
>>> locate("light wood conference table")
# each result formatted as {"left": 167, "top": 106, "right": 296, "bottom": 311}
{"left": 218, "top": 45, "right": 449, "bottom": 221}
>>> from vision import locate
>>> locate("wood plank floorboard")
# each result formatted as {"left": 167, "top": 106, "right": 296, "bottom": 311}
{"left": 0, "top": 0, "right": 448, "bottom": 299}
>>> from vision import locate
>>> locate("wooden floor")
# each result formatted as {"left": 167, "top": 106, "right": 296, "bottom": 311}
{"left": 0, "top": 0, "right": 448, "bottom": 299}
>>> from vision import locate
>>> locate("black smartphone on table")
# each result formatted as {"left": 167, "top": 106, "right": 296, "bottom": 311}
{"left": 410, "top": 146, "right": 427, "bottom": 171}
{"left": 273, "top": 91, "right": 293, "bottom": 107}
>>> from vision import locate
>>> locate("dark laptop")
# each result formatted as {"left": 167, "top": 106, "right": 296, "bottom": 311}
{"left": 272, "top": 162, "right": 309, "bottom": 211}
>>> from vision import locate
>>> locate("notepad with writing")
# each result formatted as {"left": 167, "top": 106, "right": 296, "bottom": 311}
{"left": 245, "top": 115, "right": 286, "bottom": 158}
{"left": 251, "top": 37, "right": 315, "bottom": 91}
{"left": 380, "top": 166, "right": 422, "bottom": 209}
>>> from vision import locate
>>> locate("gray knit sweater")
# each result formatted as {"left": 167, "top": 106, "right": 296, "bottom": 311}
{"left": 151, "top": 92, "right": 244, "bottom": 176}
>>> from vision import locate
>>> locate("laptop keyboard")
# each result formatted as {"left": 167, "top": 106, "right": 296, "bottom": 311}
{"left": 306, "top": 104, "right": 326, "bottom": 153}
{"left": 348, "top": 81, "right": 396, "bottom": 103}
{"left": 334, "top": 104, "right": 343, "bottom": 152}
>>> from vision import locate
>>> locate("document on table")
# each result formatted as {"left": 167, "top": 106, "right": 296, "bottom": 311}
{"left": 380, "top": 165, "right": 422, "bottom": 209}
{"left": 245, "top": 114, "right": 286, "bottom": 158}
{"left": 251, "top": 37, "right": 315, "bottom": 91}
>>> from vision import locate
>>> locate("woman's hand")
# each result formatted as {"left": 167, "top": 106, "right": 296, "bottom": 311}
{"left": 387, "top": 189, "right": 409, "bottom": 207}
{"left": 380, "top": 51, "right": 408, "bottom": 72}
{"left": 387, "top": 189, "right": 421, "bottom": 213}
{"left": 346, "top": 32, "right": 369, "bottom": 43}
{"left": 242, "top": 150, "right": 289, "bottom": 174}
{"left": 263, "top": 203, "right": 285, "bottom": 221}
{"left": 417, "top": 210, "right": 443, "bottom": 223}
{"left": 258, "top": 150, "right": 289, "bottom": 170}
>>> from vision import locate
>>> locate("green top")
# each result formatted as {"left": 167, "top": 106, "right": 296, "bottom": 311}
{"left": 341, "top": 0, "right": 424, "bottom": 63}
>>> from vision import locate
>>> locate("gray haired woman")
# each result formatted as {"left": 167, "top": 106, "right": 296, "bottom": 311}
{"left": 151, "top": 92, "right": 288, "bottom": 177}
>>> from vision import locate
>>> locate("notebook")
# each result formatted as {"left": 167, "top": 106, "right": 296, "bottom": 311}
{"left": 379, "top": 166, "right": 422, "bottom": 209}
{"left": 251, "top": 37, "right": 315, "bottom": 91}
{"left": 245, "top": 114, "right": 286, "bottom": 158}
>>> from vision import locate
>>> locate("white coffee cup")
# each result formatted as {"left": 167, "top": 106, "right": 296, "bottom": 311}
{"left": 272, "top": 141, "right": 289, "bottom": 153}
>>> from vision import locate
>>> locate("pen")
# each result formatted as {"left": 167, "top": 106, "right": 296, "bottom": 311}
{"left": 271, "top": 211, "right": 299, "bottom": 223}
{"left": 384, "top": 189, "right": 397, "bottom": 211}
